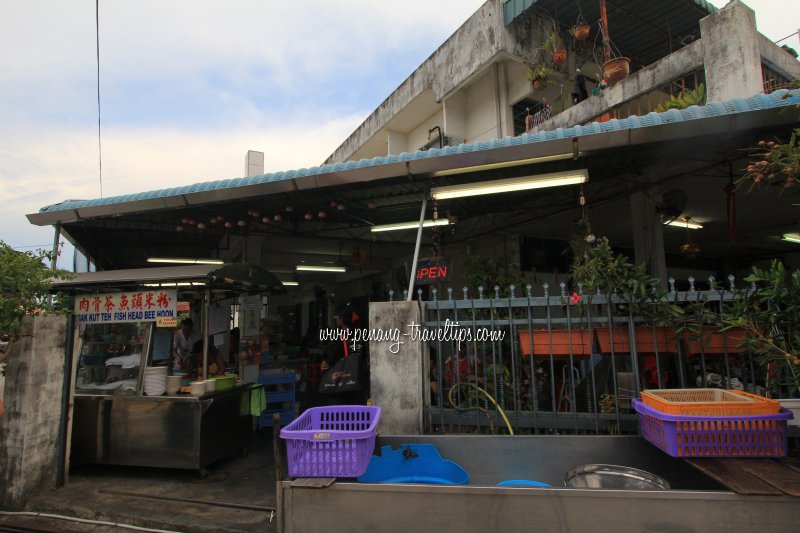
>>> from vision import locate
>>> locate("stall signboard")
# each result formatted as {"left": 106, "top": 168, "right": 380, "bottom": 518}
{"left": 414, "top": 257, "right": 450, "bottom": 285}
{"left": 75, "top": 289, "right": 178, "bottom": 324}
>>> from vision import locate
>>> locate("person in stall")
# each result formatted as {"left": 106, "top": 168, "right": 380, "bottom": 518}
{"left": 192, "top": 338, "right": 225, "bottom": 379}
{"left": 172, "top": 318, "right": 195, "bottom": 372}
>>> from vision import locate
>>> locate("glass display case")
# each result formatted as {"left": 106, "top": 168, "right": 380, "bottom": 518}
{"left": 74, "top": 322, "right": 154, "bottom": 395}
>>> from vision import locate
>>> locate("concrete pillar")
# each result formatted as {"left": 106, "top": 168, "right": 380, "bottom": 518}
{"left": 700, "top": 1, "right": 763, "bottom": 101}
{"left": 0, "top": 315, "right": 68, "bottom": 510}
{"left": 369, "top": 301, "right": 426, "bottom": 435}
{"left": 629, "top": 182, "right": 668, "bottom": 287}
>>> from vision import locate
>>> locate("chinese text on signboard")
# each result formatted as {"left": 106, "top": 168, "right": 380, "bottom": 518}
{"left": 74, "top": 289, "right": 178, "bottom": 324}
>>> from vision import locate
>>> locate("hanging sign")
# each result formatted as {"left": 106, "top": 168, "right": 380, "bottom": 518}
{"left": 74, "top": 289, "right": 178, "bottom": 324}
{"left": 414, "top": 257, "right": 450, "bottom": 286}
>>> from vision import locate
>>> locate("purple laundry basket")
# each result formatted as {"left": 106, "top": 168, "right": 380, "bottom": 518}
{"left": 280, "top": 405, "right": 381, "bottom": 478}
{"left": 632, "top": 399, "right": 792, "bottom": 458}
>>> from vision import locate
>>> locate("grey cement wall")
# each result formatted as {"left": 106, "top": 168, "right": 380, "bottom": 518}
{"left": 369, "top": 301, "right": 425, "bottom": 435}
{"left": 700, "top": 0, "right": 763, "bottom": 102}
{"left": 0, "top": 315, "right": 68, "bottom": 510}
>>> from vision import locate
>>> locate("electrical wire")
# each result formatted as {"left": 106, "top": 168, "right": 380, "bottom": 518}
{"left": 0, "top": 511, "right": 181, "bottom": 533}
{"left": 95, "top": 0, "right": 103, "bottom": 198}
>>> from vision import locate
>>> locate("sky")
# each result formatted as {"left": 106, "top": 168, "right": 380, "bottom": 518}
{"left": 1, "top": 0, "right": 798, "bottom": 269}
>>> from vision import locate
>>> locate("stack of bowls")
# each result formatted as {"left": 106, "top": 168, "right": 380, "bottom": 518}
{"left": 165, "top": 375, "right": 181, "bottom": 395}
{"left": 190, "top": 380, "right": 207, "bottom": 397}
{"left": 143, "top": 366, "right": 167, "bottom": 396}
{"left": 204, "top": 379, "right": 216, "bottom": 393}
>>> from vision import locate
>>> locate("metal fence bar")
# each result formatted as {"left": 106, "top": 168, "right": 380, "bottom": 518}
{"left": 420, "top": 283, "right": 758, "bottom": 435}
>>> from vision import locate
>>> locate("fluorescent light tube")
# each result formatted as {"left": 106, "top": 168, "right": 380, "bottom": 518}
{"left": 430, "top": 153, "right": 580, "bottom": 177}
{"left": 281, "top": 281, "right": 299, "bottom": 286}
{"left": 664, "top": 220, "right": 703, "bottom": 230}
{"left": 431, "top": 169, "right": 588, "bottom": 200}
{"left": 147, "top": 257, "right": 224, "bottom": 265}
{"left": 782, "top": 233, "right": 800, "bottom": 244}
{"left": 296, "top": 265, "right": 346, "bottom": 272}
{"left": 371, "top": 219, "right": 451, "bottom": 233}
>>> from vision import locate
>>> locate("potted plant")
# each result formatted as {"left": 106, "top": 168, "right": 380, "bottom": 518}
{"left": 726, "top": 260, "right": 800, "bottom": 416}
{"left": 542, "top": 28, "right": 568, "bottom": 66}
{"left": 526, "top": 64, "right": 553, "bottom": 91}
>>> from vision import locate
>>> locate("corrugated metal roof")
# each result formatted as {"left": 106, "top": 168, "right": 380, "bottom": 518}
{"left": 39, "top": 89, "right": 799, "bottom": 216}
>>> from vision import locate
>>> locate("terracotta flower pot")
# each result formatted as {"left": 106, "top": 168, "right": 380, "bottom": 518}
{"left": 594, "top": 326, "right": 678, "bottom": 354}
{"left": 518, "top": 329, "right": 593, "bottom": 358}
{"left": 572, "top": 25, "right": 590, "bottom": 41}
{"left": 552, "top": 49, "right": 568, "bottom": 66}
{"left": 531, "top": 78, "right": 547, "bottom": 91}
{"left": 681, "top": 327, "right": 747, "bottom": 357}
{"left": 601, "top": 57, "right": 630, "bottom": 86}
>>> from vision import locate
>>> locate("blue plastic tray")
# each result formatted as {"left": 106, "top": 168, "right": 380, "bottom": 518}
{"left": 357, "top": 444, "right": 469, "bottom": 485}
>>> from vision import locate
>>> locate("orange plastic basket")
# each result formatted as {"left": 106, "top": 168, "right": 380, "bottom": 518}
{"left": 640, "top": 389, "right": 780, "bottom": 416}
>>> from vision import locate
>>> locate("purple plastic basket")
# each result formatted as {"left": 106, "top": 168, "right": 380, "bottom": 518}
{"left": 632, "top": 398, "right": 792, "bottom": 458}
{"left": 279, "top": 405, "right": 381, "bottom": 478}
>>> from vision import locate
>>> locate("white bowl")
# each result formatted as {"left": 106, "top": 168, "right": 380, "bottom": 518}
{"left": 204, "top": 379, "right": 216, "bottom": 393}
{"left": 190, "top": 380, "right": 207, "bottom": 396}
{"left": 165, "top": 376, "right": 181, "bottom": 394}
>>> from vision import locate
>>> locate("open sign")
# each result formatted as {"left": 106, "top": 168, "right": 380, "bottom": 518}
{"left": 415, "top": 257, "right": 450, "bottom": 285}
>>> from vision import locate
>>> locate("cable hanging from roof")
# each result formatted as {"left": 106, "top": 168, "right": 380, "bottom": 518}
{"left": 96, "top": 0, "right": 103, "bottom": 198}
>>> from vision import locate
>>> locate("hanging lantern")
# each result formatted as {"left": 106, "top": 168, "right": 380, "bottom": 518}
{"left": 304, "top": 213, "right": 313, "bottom": 221}
{"left": 224, "top": 221, "right": 233, "bottom": 229}
{"left": 176, "top": 225, "right": 184, "bottom": 232}
{"left": 188, "top": 219, "right": 196, "bottom": 225}
{"left": 181, "top": 218, "right": 189, "bottom": 224}
{"left": 318, "top": 211, "right": 327, "bottom": 219}
{"left": 210, "top": 218, "right": 218, "bottom": 225}
{"left": 274, "top": 214, "right": 283, "bottom": 222}
{"left": 216, "top": 215, "right": 225, "bottom": 222}
{"left": 262, "top": 217, "right": 271, "bottom": 224}
{"left": 351, "top": 246, "right": 365, "bottom": 272}
{"left": 252, "top": 210, "right": 260, "bottom": 218}
{"left": 679, "top": 217, "right": 701, "bottom": 260}
{"left": 337, "top": 204, "right": 346, "bottom": 211}
{"left": 285, "top": 206, "right": 294, "bottom": 213}
{"left": 367, "top": 202, "right": 376, "bottom": 209}
{"left": 237, "top": 220, "right": 247, "bottom": 227}
{"left": 197, "top": 223, "right": 206, "bottom": 230}
{"left": 330, "top": 201, "right": 338, "bottom": 208}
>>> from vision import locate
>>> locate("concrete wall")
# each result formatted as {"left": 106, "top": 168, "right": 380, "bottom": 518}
{"left": 700, "top": 0, "right": 763, "bottom": 102}
{"left": 0, "top": 315, "right": 69, "bottom": 510}
{"left": 369, "top": 302, "right": 425, "bottom": 435}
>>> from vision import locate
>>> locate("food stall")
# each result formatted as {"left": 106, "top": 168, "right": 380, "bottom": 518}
{"left": 54, "top": 263, "right": 283, "bottom": 475}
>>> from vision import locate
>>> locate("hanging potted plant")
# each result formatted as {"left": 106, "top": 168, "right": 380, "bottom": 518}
{"left": 526, "top": 63, "right": 553, "bottom": 91}
{"left": 543, "top": 27, "right": 568, "bottom": 67}
{"left": 597, "top": 0, "right": 629, "bottom": 86}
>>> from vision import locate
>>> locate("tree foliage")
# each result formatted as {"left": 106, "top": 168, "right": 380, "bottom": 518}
{"left": 0, "top": 241, "right": 72, "bottom": 358}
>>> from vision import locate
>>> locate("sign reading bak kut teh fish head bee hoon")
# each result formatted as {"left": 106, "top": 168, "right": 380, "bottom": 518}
{"left": 74, "top": 289, "right": 178, "bottom": 324}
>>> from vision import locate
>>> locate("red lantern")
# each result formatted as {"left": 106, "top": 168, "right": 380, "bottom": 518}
{"left": 285, "top": 206, "right": 294, "bottom": 213}
{"left": 274, "top": 214, "right": 283, "bottom": 222}
{"left": 197, "top": 223, "right": 206, "bottom": 230}
{"left": 176, "top": 225, "right": 184, "bottom": 232}
{"left": 304, "top": 213, "right": 313, "bottom": 221}
{"left": 237, "top": 220, "right": 247, "bottom": 227}
{"left": 262, "top": 217, "right": 271, "bottom": 224}
{"left": 318, "top": 211, "right": 327, "bottom": 219}
{"left": 337, "top": 204, "right": 345, "bottom": 211}
{"left": 224, "top": 221, "right": 233, "bottom": 229}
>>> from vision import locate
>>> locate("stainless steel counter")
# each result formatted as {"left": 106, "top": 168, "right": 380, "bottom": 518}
{"left": 71, "top": 385, "right": 255, "bottom": 472}
{"left": 278, "top": 434, "right": 799, "bottom": 533}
